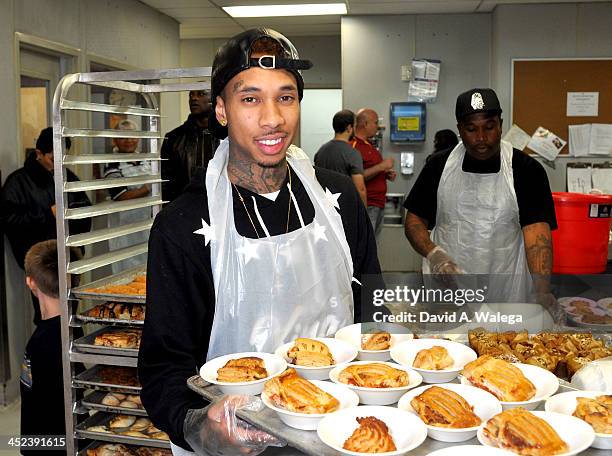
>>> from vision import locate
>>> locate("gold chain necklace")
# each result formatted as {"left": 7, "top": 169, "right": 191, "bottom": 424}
{"left": 232, "top": 164, "right": 292, "bottom": 239}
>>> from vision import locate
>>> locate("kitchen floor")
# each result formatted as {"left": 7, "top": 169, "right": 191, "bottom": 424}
{"left": 0, "top": 399, "right": 20, "bottom": 455}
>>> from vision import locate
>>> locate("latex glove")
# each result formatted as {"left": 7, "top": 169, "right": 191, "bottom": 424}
{"left": 184, "top": 395, "right": 286, "bottom": 456}
{"left": 426, "top": 246, "right": 463, "bottom": 275}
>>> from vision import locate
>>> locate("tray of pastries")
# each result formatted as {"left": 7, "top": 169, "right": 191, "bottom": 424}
{"left": 82, "top": 443, "right": 171, "bottom": 456}
{"left": 72, "top": 265, "right": 146, "bottom": 303}
{"left": 77, "top": 412, "right": 169, "bottom": 449}
{"left": 78, "top": 302, "right": 145, "bottom": 326}
{"left": 468, "top": 328, "right": 612, "bottom": 380}
{"left": 74, "top": 327, "right": 141, "bottom": 356}
{"left": 74, "top": 366, "right": 141, "bottom": 394}
{"left": 82, "top": 391, "right": 147, "bottom": 417}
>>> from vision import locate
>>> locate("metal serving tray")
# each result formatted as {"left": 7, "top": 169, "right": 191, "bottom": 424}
{"left": 187, "top": 375, "right": 607, "bottom": 456}
{"left": 74, "top": 365, "right": 141, "bottom": 394}
{"left": 82, "top": 391, "right": 147, "bottom": 417}
{"left": 74, "top": 327, "right": 140, "bottom": 357}
{"left": 72, "top": 265, "right": 146, "bottom": 303}
{"left": 76, "top": 412, "right": 170, "bottom": 449}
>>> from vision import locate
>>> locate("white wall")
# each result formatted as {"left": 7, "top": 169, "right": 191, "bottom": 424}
{"left": 0, "top": 0, "right": 180, "bottom": 404}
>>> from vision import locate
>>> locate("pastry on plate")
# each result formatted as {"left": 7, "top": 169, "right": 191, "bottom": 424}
{"left": 216, "top": 357, "right": 268, "bottom": 383}
{"left": 338, "top": 363, "right": 408, "bottom": 388}
{"left": 109, "top": 414, "right": 137, "bottom": 429}
{"left": 287, "top": 338, "right": 335, "bottom": 367}
{"left": 482, "top": 408, "right": 568, "bottom": 455}
{"left": 461, "top": 355, "right": 536, "bottom": 402}
{"left": 410, "top": 386, "right": 481, "bottom": 428}
{"left": 573, "top": 395, "right": 612, "bottom": 434}
{"left": 413, "top": 345, "right": 454, "bottom": 370}
{"left": 263, "top": 368, "right": 339, "bottom": 414}
{"left": 343, "top": 416, "right": 397, "bottom": 453}
{"left": 361, "top": 331, "right": 391, "bottom": 351}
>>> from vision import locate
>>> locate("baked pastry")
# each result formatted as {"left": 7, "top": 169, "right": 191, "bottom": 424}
{"left": 85, "top": 274, "right": 147, "bottom": 295}
{"left": 148, "top": 431, "right": 170, "bottom": 440}
{"left": 361, "top": 331, "right": 391, "bottom": 351}
{"left": 135, "top": 448, "right": 172, "bottom": 456}
{"left": 119, "top": 430, "right": 149, "bottom": 438}
{"left": 126, "top": 394, "right": 142, "bottom": 406}
{"left": 462, "top": 355, "right": 536, "bottom": 402}
{"left": 287, "top": 338, "right": 335, "bottom": 367}
{"left": 119, "top": 400, "right": 139, "bottom": 409}
{"left": 109, "top": 414, "right": 137, "bottom": 429}
{"left": 410, "top": 386, "right": 481, "bottom": 428}
{"left": 130, "top": 418, "right": 152, "bottom": 432}
{"left": 338, "top": 363, "right": 409, "bottom": 388}
{"left": 264, "top": 368, "right": 339, "bottom": 414}
{"left": 413, "top": 346, "right": 454, "bottom": 370}
{"left": 216, "top": 357, "right": 268, "bottom": 383}
{"left": 87, "top": 444, "right": 134, "bottom": 456}
{"left": 343, "top": 416, "right": 397, "bottom": 453}
{"left": 573, "top": 395, "right": 612, "bottom": 434}
{"left": 86, "top": 425, "right": 110, "bottom": 433}
{"left": 94, "top": 330, "right": 141, "bottom": 349}
{"left": 483, "top": 408, "right": 568, "bottom": 455}
{"left": 98, "top": 366, "right": 140, "bottom": 387}
{"left": 101, "top": 392, "right": 122, "bottom": 406}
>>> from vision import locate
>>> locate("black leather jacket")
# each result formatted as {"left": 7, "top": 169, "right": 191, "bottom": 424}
{"left": 160, "top": 115, "right": 218, "bottom": 202}
{"left": 0, "top": 154, "right": 91, "bottom": 268}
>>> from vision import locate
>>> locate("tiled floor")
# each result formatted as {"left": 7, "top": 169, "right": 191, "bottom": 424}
{"left": 0, "top": 400, "right": 20, "bottom": 455}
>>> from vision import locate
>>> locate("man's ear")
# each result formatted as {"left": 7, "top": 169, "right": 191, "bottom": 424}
{"left": 347, "top": 125, "right": 354, "bottom": 135}
{"left": 215, "top": 95, "right": 227, "bottom": 125}
{"left": 25, "top": 276, "right": 36, "bottom": 294}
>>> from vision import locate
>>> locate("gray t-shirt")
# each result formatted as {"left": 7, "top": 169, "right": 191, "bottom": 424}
{"left": 314, "top": 139, "right": 364, "bottom": 177}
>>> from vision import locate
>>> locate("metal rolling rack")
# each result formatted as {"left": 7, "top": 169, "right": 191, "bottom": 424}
{"left": 52, "top": 67, "right": 211, "bottom": 455}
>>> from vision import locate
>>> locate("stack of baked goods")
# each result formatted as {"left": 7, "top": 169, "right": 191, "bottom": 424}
{"left": 101, "top": 392, "right": 143, "bottom": 410}
{"left": 287, "top": 338, "right": 335, "bottom": 367}
{"left": 216, "top": 357, "right": 268, "bottom": 383}
{"left": 94, "top": 329, "right": 142, "bottom": 350}
{"left": 86, "top": 415, "right": 169, "bottom": 441}
{"left": 85, "top": 274, "right": 146, "bottom": 296}
{"left": 468, "top": 327, "right": 611, "bottom": 378}
{"left": 84, "top": 302, "right": 145, "bottom": 321}
{"left": 87, "top": 444, "right": 171, "bottom": 456}
{"left": 264, "top": 368, "right": 339, "bottom": 414}
{"left": 342, "top": 416, "right": 397, "bottom": 453}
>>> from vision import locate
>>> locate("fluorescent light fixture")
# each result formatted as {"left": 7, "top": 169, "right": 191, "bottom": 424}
{"left": 223, "top": 3, "right": 347, "bottom": 18}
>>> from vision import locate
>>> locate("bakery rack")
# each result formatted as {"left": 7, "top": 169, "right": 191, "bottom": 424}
{"left": 52, "top": 67, "right": 211, "bottom": 455}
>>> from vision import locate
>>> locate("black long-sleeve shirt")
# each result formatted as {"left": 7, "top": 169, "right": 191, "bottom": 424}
{"left": 138, "top": 166, "right": 381, "bottom": 450}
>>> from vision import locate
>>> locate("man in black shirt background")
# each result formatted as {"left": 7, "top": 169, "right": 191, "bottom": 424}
{"left": 404, "top": 88, "right": 556, "bottom": 302}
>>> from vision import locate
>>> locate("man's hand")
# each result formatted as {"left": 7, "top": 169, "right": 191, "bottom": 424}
{"left": 386, "top": 169, "right": 397, "bottom": 181}
{"left": 380, "top": 157, "right": 394, "bottom": 171}
{"left": 427, "top": 246, "right": 463, "bottom": 275}
{"left": 184, "top": 395, "right": 285, "bottom": 456}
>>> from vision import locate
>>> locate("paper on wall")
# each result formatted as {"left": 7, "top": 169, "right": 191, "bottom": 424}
{"left": 566, "top": 92, "right": 599, "bottom": 117}
{"left": 568, "top": 124, "right": 591, "bottom": 157}
{"left": 567, "top": 166, "right": 592, "bottom": 193}
{"left": 592, "top": 168, "right": 612, "bottom": 194}
{"left": 588, "top": 124, "right": 612, "bottom": 156}
{"left": 527, "top": 126, "right": 567, "bottom": 161}
{"left": 503, "top": 124, "right": 531, "bottom": 150}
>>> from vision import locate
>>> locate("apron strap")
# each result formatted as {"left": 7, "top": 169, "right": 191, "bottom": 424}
{"left": 288, "top": 182, "right": 305, "bottom": 228}
{"left": 251, "top": 196, "right": 271, "bottom": 238}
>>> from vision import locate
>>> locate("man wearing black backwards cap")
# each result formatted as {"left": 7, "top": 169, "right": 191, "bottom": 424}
{"left": 139, "top": 29, "right": 380, "bottom": 456}
{"left": 403, "top": 88, "right": 556, "bottom": 302}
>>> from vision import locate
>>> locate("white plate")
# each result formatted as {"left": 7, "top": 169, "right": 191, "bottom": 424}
{"left": 199, "top": 352, "right": 286, "bottom": 395}
{"left": 545, "top": 391, "right": 611, "bottom": 449}
{"left": 398, "top": 383, "right": 502, "bottom": 442}
{"left": 596, "top": 297, "right": 612, "bottom": 313}
{"left": 334, "top": 323, "right": 414, "bottom": 361}
{"left": 275, "top": 338, "right": 358, "bottom": 380}
{"left": 560, "top": 297, "right": 599, "bottom": 315}
{"left": 460, "top": 362, "right": 558, "bottom": 410}
{"left": 317, "top": 405, "right": 427, "bottom": 455}
{"left": 477, "top": 411, "right": 595, "bottom": 456}
{"left": 261, "top": 380, "right": 359, "bottom": 430}
{"left": 390, "top": 339, "right": 477, "bottom": 383}
{"left": 426, "top": 445, "right": 514, "bottom": 456}
{"left": 329, "top": 361, "right": 422, "bottom": 405}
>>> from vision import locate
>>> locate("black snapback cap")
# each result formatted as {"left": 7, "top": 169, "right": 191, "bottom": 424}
{"left": 210, "top": 28, "right": 313, "bottom": 139}
{"left": 455, "top": 88, "right": 502, "bottom": 122}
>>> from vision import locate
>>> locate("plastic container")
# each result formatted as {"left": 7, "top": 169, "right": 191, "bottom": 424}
{"left": 552, "top": 192, "right": 612, "bottom": 274}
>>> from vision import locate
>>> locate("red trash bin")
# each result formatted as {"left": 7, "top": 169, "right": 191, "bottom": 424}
{"left": 552, "top": 192, "right": 612, "bottom": 274}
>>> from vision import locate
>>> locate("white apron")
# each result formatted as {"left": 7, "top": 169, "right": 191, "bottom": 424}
{"left": 205, "top": 139, "right": 355, "bottom": 360}
{"left": 108, "top": 159, "right": 152, "bottom": 273}
{"left": 423, "top": 140, "right": 532, "bottom": 304}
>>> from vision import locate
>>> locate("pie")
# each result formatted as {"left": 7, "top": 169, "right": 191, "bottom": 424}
{"left": 482, "top": 408, "right": 568, "bottom": 455}
{"left": 573, "top": 395, "right": 612, "bottom": 434}
{"left": 412, "top": 345, "right": 454, "bottom": 370}
{"left": 287, "top": 338, "right": 335, "bottom": 367}
{"left": 94, "top": 330, "right": 141, "bottom": 349}
{"left": 263, "top": 368, "right": 339, "bottom": 414}
{"left": 338, "top": 363, "right": 409, "bottom": 388}
{"left": 410, "top": 386, "right": 481, "bottom": 428}
{"left": 216, "top": 357, "right": 268, "bottom": 383}
{"left": 361, "top": 331, "right": 391, "bottom": 351}
{"left": 461, "top": 355, "right": 536, "bottom": 402}
{"left": 343, "top": 416, "right": 397, "bottom": 453}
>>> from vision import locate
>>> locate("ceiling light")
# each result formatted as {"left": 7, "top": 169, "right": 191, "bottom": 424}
{"left": 223, "top": 3, "right": 347, "bottom": 18}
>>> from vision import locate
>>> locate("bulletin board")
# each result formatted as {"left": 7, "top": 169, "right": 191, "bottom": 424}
{"left": 512, "top": 59, "right": 612, "bottom": 155}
